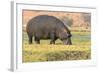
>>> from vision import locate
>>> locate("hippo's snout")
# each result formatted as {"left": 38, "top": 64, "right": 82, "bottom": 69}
{"left": 63, "top": 38, "right": 72, "bottom": 45}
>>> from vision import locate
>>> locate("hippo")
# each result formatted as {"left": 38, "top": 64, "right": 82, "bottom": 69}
{"left": 26, "top": 15, "right": 72, "bottom": 45}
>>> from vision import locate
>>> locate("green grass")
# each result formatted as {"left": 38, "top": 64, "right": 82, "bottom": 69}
{"left": 22, "top": 31, "right": 91, "bottom": 62}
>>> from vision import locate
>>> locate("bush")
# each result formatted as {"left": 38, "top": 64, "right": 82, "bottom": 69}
{"left": 45, "top": 51, "right": 90, "bottom": 61}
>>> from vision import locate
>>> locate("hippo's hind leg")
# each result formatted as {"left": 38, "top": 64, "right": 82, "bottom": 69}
{"left": 28, "top": 35, "right": 33, "bottom": 44}
{"left": 34, "top": 36, "right": 40, "bottom": 44}
{"left": 50, "top": 32, "right": 57, "bottom": 44}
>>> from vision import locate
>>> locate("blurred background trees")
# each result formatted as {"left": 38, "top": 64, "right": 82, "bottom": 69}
{"left": 82, "top": 13, "right": 91, "bottom": 29}
{"left": 61, "top": 16, "right": 73, "bottom": 28}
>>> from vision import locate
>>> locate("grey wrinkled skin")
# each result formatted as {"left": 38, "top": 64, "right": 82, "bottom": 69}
{"left": 26, "top": 15, "right": 72, "bottom": 45}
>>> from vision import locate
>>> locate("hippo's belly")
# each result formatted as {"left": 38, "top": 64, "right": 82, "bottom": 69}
{"left": 36, "top": 30, "right": 51, "bottom": 39}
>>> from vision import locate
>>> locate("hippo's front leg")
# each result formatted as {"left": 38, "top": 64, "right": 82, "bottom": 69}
{"left": 50, "top": 40, "right": 55, "bottom": 44}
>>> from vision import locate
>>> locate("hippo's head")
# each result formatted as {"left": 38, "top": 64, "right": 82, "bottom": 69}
{"left": 60, "top": 28, "right": 72, "bottom": 45}
{"left": 62, "top": 33, "right": 72, "bottom": 45}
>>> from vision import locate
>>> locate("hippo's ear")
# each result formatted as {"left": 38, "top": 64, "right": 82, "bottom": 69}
{"left": 68, "top": 34, "right": 72, "bottom": 38}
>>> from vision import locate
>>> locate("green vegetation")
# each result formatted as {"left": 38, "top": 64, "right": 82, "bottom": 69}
{"left": 22, "top": 31, "right": 91, "bottom": 62}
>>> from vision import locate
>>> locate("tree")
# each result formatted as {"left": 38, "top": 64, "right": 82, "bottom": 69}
{"left": 61, "top": 16, "right": 73, "bottom": 27}
{"left": 82, "top": 13, "right": 91, "bottom": 27}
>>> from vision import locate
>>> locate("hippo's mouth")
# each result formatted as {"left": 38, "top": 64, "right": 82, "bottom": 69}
{"left": 63, "top": 38, "right": 72, "bottom": 45}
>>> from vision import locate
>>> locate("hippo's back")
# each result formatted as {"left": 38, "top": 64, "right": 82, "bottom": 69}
{"left": 26, "top": 15, "right": 64, "bottom": 33}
